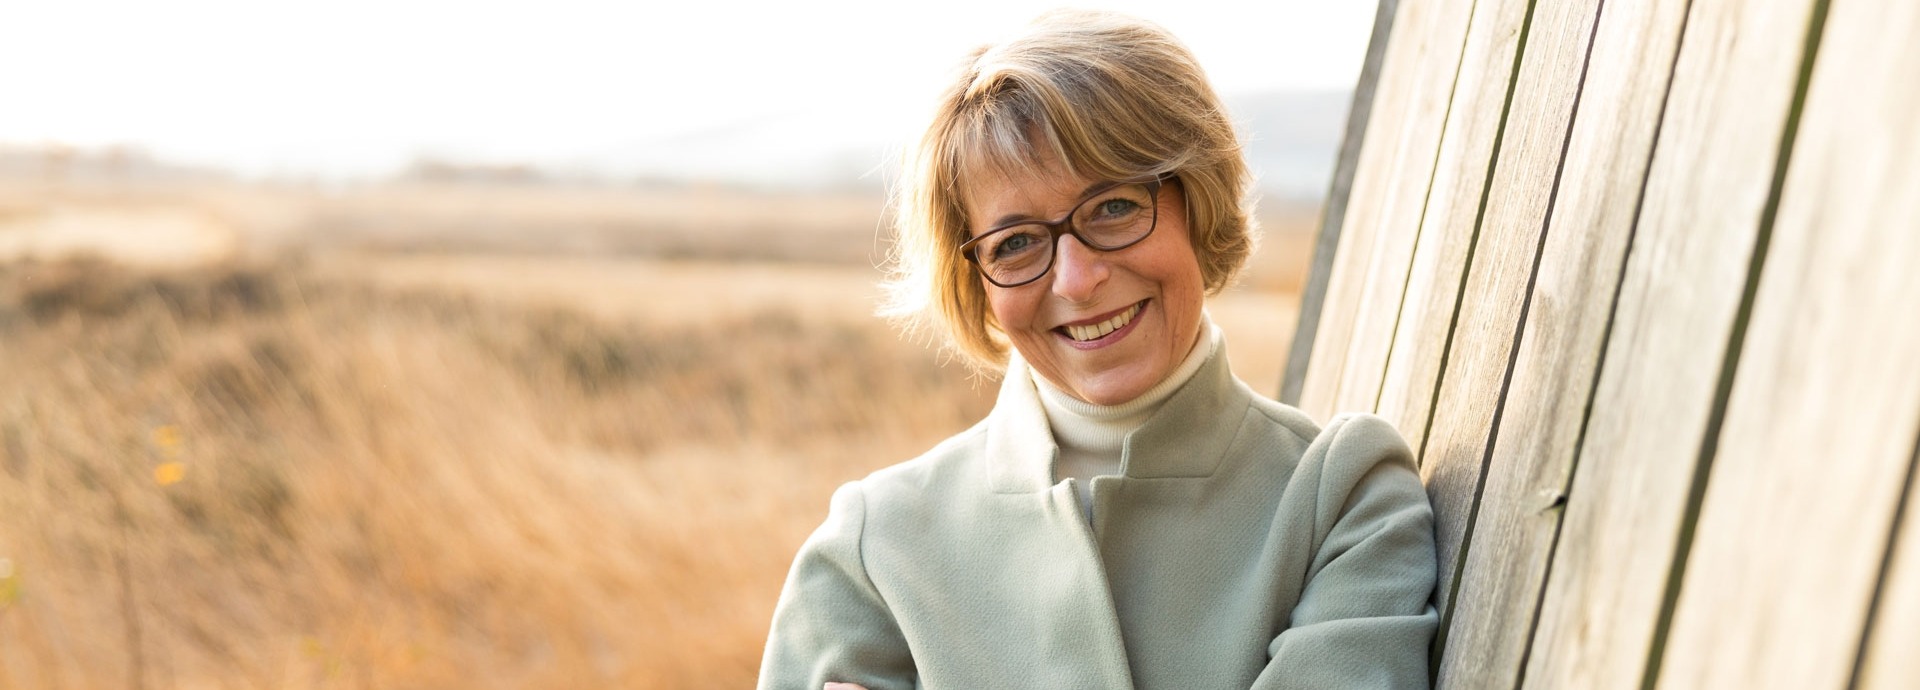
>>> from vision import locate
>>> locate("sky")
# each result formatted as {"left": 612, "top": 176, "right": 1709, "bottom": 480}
{"left": 0, "top": 0, "right": 1379, "bottom": 180}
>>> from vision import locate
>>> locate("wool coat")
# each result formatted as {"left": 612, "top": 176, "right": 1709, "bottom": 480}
{"left": 758, "top": 342, "right": 1439, "bottom": 689}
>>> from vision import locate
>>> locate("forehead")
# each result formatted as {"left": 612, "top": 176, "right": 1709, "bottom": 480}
{"left": 960, "top": 155, "right": 1104, "bottom": 232}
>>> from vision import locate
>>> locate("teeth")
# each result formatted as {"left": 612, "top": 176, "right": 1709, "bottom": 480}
{"left": 1066, "top": 303, "right": 1142, "bottom": 342}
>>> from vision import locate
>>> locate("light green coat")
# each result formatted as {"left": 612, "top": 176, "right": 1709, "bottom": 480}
{"left": 758, "top": 343, "right": 1438, "bottom": 689}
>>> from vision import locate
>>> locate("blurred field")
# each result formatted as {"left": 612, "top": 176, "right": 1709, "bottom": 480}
{"left": 0, "top": 167, "right": 1314, "bottom": 687}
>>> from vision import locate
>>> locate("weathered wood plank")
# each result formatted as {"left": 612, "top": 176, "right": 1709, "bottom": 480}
{"left": 1356, "top": 0, "right": 1535, "bottom": 644}
{"left": 1415, "top": 0, "right": 1605, "bottom": 684}
{"left": 1514, "top": 0, "right": 1694, "bottom": 685}
{"left": 1861, "top": 434, "right": 1920, "bottom": 689}
{"left": 1519, "top": 0, "right": 1823, "bottom": 686}
{"left": 1279, "top": 0, "right": 1397, "bottom": 406}
{"left": 1372, "top": 0, "right": 1531, "bottom": 463}
{"left": 1655, "top": 0, "right": 1920, "bottom": 685}
{"left": 1295, "top": 0, "right": 1473, "bottom": 422}
{"left": 1350, "top": 0, "right": 1558, "bottom": 640}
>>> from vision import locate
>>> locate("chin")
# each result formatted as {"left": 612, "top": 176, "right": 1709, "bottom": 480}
{"left": 1063, "top": 361, "right": 1165, "bottom": 406}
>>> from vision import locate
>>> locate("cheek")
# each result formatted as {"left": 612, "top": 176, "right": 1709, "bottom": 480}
{"left": 1151, "top": 228, "right": 1204, "bottom": 294}
{"left": 1179, "top": 251, "right": 1206, "bottom": 293}
{"left": 984, "top": 283, "right": 1038, "bottom": 331}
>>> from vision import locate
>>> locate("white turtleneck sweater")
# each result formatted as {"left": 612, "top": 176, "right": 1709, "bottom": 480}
{"left": 1031, "top": 316, "right": 1222, "bottom": 523}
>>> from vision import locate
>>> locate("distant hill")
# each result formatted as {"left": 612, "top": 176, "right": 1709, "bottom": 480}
{"left": 585, "top": 89, "right": 1353, "bottom": 199}
{"left": 1227, "top": 89, "right": 1353, "bottom": 201}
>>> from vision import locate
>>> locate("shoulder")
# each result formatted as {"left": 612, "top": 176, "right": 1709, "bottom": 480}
{"left": 849, "top": 418, "right": 993, "bottom": 508}
{"left": 1296, "top": 412, "right": 1429, "bottom": 531}
{"left": 1214, "top": 382, "right": 1331, "bottom": 480}
{"left": 803, "top": 421, "right": 991, "bottom": 550}
{"left": 1242, "top": 389, "right": 1327, "bottom": 447}
{"left": 1309, "top": 412, "right": 1417, "bottom": 472}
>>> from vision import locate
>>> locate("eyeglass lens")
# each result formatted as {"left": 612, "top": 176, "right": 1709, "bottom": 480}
{"left": 971, "top": 182, "right": 1158, "bottom": 287}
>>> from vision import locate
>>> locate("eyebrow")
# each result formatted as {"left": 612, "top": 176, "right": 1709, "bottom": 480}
{"left": 986, "top": 180, "right": 1114, "bottom": 229}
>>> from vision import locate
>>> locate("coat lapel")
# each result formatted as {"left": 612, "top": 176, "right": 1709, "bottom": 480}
{"left": 986, "top": 352, "right": 1062, "bottom": 494}
{"left": 1122, "top": 337, "right": 1249, "bottom": 479}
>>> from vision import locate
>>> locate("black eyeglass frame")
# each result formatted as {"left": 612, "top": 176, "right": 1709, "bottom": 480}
{"left": 958, "top": 175, "right": 1169, "bottom": 289}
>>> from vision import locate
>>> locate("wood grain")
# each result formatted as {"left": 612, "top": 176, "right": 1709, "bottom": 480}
{"left": 1515, "top": 0, "right": 1694, "bottom": 685}
{"left": 1522, "top": 0, "right": 1822, "bottom": 686}
{"left": 1372, "top": 0, "right": 1532, "bottom": 462}
{"left": 1413, "top": 0, "right": 1605, "bottom": 684}
{"left": 1654, "top": 0, "right": 1920, "bottom": 685}
{"left": 1295, "top": 0, "right": 1473, "bottom": 423}
{"left": 1861, "top": 435, "right": 1920, "bottom": 689}
{"left": 1280, "top": 0, "right": 1398, "bottom": 406}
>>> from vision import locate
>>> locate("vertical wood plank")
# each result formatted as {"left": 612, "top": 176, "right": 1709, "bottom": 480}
{"left": 1350, "top": 0, "right": 1553, "bottom": 637}
{"left": 1280, "top": 0, "right": 1397, "bottom": 406}
{"left": 1517, "top": 0, "right": 1821, "bottom": 685}
{"left": 1861, "top": 433, "right": 1920, "bottom": 689}
{"left": 1654, "top": 0, "right": 1920, "bottom": 685}
{"left": 1372, "top": 0, "right": 1531, "bottom": 462}
{"left": 1295, "top": 0, "right": 1474, "bottom": 422}
{"left": 1412, "top": 0, "right": 1605, "bottom": 684}
{"left": 1515, "top": 0, "right": 1694, "bottom": 684}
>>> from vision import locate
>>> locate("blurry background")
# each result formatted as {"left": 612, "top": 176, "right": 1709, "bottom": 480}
{"left": 0, "top": 1, "right": 1374, "bottom": 686}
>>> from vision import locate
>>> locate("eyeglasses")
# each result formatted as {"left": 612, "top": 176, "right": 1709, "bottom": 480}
{"left": 959, "top": 176, "right": 1166, "bottom": 288}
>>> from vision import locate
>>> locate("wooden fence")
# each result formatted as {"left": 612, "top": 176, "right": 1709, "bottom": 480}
{"left": 1279, "top": 0, "right": 1920, "bottom": 687}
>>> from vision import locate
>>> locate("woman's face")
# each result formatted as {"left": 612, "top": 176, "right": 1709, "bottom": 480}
{"left": 966, "top": 159, "right": 1206, "bottom": 406}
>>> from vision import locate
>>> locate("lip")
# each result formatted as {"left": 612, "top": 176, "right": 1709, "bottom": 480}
{"left": 1053, "top": 299, "right": 1149, "bottom": 350}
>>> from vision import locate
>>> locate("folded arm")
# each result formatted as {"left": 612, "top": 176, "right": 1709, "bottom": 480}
{"left": 1252, "top": 414, "right": 1440, "bottom": 690}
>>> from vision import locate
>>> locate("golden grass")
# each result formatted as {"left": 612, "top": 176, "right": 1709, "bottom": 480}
{"left": 0, "top": 175, "right": 1314, "bottom": 687}
{"left": 0, "top": 258, "right": 991, "bottom": 688}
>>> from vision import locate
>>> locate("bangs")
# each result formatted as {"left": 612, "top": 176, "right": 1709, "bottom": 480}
{"left": 936, "top": 71, "right": 1175, "bottom": 215}
{"left": 942, "top": 98, "right": 1074, "bottom": 214}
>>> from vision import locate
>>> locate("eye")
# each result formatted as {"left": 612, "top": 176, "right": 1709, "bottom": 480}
{"left": 1092, "top": 197, "right": 1142, "bottom": 220}
{"left": 993, "top": 232, "right": 1038, "bottom": 259}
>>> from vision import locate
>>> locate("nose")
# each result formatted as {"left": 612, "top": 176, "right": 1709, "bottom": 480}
{"left": 1049, "top": 234, "right": 1110, "bottom": 303}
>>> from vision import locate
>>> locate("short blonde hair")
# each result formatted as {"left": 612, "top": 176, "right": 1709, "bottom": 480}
{"left": 881, "top": 9, "right": 1255, "bottom": 372}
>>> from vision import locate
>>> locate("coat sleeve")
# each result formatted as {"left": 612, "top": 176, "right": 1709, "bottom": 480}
{"left": 1251, "top": 414, "right": 1440, "bottom": 690}
{"left": 756, "top": 481, "right": 917, "bottom": 690}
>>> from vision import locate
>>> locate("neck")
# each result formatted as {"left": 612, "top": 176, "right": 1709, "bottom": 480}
{"left": 1031, "top": 315, "right": 1220, "bottom": 455}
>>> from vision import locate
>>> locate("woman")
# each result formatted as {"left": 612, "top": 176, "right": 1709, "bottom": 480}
{"left": 759, "top": 10, "right": 1437, "bottom": 690}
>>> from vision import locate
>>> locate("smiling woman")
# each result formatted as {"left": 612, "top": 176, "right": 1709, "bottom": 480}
{"left": 965, "top": 167, "right": 1205, "bottom": 406}
{"left": 756, "top": 10, "right": 1438, "bottom": 690}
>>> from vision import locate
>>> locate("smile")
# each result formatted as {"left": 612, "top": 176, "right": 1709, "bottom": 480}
{"left": 1059, "top": 301, "right": 1145, "bottom": 343}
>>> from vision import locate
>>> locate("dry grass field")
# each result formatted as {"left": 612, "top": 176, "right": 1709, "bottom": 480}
{"left": 0, "top": 173, "right": 1314, "bottom": 688}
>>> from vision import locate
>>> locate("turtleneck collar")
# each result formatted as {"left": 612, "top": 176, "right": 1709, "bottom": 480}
{"left": 985, "top": 313, "right": 1250, "bottom": 494}
{"left": 1031, "top": 316, "right": 1221, "bottom": 459}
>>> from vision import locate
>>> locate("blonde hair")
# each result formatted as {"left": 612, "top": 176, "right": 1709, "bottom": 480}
{"left": 881, "top": 9, "right": 1255, "bottom": 372}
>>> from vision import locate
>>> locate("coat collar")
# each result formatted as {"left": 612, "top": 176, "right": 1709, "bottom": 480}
{"left": 985, "top": 336, "right": 1251, "bottom": 493}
